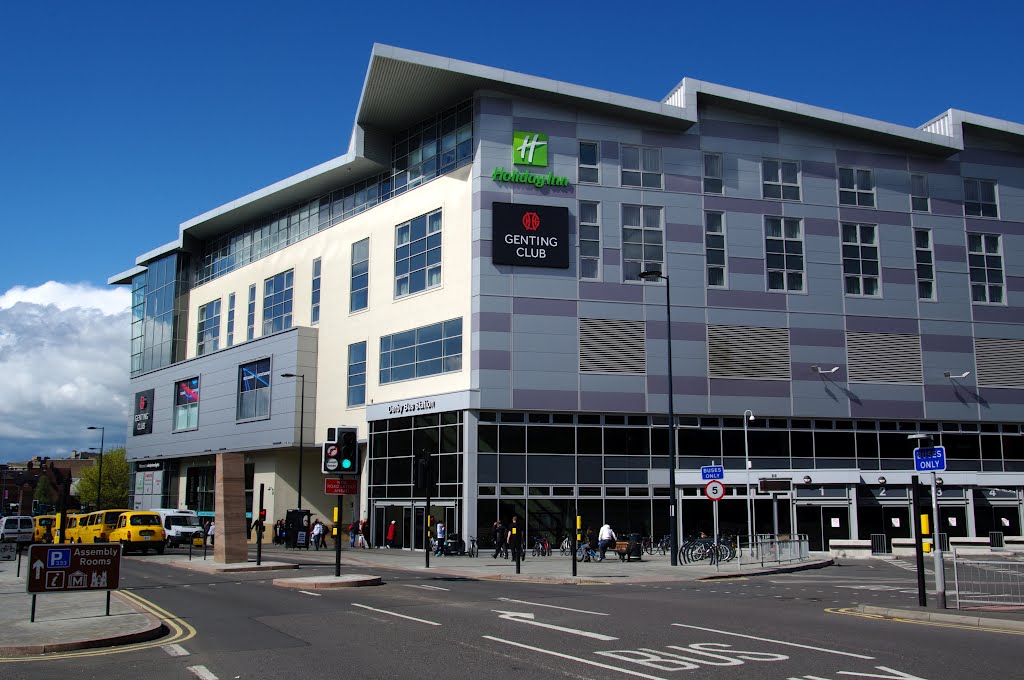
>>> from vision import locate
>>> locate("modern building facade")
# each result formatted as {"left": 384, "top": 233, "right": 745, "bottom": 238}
{"left": 111, "top": 45, "right": 1024, "bottom": 551}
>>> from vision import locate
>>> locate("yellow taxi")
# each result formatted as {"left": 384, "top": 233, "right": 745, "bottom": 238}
{"left": 78, "top": 509, "right": 129, "bottom": 543}
{"left": 53, "top": 512, "right": 82, "bottom": 543}
{"left": 108, "top": 511, "right": 165, "bottom": 554}
{"left": 33, "top": 515, "right": 55, "bottom": 543}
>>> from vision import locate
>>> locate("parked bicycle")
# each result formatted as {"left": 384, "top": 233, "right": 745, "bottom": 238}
{"left": 467, "top": 536, "right": 479, "bottom": 558}
{"left": 559, "top": 536, "right": 573, "bottom": 556}
{"left": 679, "top": 535, "right": 735, "bottom": 564}
{"left": 531, "top": 535, "right": 552, "bottom": 557}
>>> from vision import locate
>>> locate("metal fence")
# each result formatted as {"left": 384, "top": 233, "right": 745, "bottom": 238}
{"left": 734, "top": 535, "right": 810, "bottom": 567}
{"left": 870, "top": 534, "right": 890, "bottom": 555}
{"left": 952, "top": 553, "right": 1024, "bottom": 610}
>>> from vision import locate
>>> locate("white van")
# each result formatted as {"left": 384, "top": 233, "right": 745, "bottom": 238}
{"left": 0, "top": 516, "right": 35, "bottom": 545}
{"left": 152, "top": 509, "right": 203, "bottom": 548}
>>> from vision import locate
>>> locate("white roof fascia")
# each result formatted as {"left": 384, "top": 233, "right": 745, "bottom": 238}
{"left": 135, "top": 238, "right": 183, "bottom": 266}
{"left": 108, "top": 265, "right": 147, "bottom": 285}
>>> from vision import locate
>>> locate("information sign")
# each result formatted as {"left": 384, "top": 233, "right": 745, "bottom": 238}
{"left": 701, "top": 465, "right": 725, "bottom": 481}
{"left": 914, "top": 446, "right": 946, "bottom": 472}
{"left": 26, "top": 543, "right": 121, "bottom": 593}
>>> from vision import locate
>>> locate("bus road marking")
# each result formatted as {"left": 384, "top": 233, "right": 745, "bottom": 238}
{"left": 671, "top": 623, "right": 874, "bottom": 659}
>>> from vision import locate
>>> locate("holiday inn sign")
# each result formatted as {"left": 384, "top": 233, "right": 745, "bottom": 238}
{"left": 490, "top": 130, "right": 572, "bottom": 188}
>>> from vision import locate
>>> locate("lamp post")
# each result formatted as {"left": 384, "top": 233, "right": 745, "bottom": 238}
{"left": 639, "top": 269, "right": 679, "bottom": 566}
{"left": 87, "top": 426, "right": 105, "bottom": 510}
{"left": 281, "top": 373, "right": 306, "bottom": 510}
{"left": 742, "top": 410, "right": 754, "bottom": 551}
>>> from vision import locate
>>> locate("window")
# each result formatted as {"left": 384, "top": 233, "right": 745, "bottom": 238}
{"left": 246, "top": 284, "right": 255, "bottom": 341}
{"left": 964, "top": 178, "right": 998, "bottom": 218}
{"left": 622, "top": 205, "right": 663, "bottom": 282}
{"left": 703, "top": 153, "right": 723, "bottom": 194}
{"left": 380, "top": 318, "right": 462, "bottom": 384}
{"left": 705, "top": 211, "right": 726, "bottom": 287}
{"left": 395, "top": 210, "right": 442, "bottom": 297}
{"left": 173, "top": 377, "right": 200, "bottom": 431}
{"left": 579, "top": 201, "right": 600, "bottom": 280}
{"left": 196, "top": 299, "right": 221, "bottom": 356}
{"left": 839, "top": 167, "right": 875, "bottom": 207}
{"left": 911, "top": 174, "right": 929, "bottom": 212}
{"left": 579, "top": 141, "right": 599, "bottom": 184}
{"left": 621, "top": 145, "right": 662, "bottom": 188}
{"left": 764, "top": 217, "right": 804, "bottom": 292}
{"left": 968, "top": 233, "right": 1004, "bottom": 303}
{"left": 842, "top": 223, "right": 880, "bottom": 296}
{"left": 347, "top": 341, "right": 366, "bottom": 407}
{"left": 226, "top": 293, "right": 235, "bottom": 347}
{"left": 311, "top": 258, "right": 321, "bottom": 324}
{"left": 914, "top": 229, "right": 935, "bottom": 301}
{"left": 762, "top": 160, "right": 800, "bottom": 200}
{"left": 262, "top": 270, "right": 293, "bottom": 335}
{"left": 237, "top": 358, "right": 271, "bottom": 420}
{"left": 351, "top": 238, "right": 369, "bottom": 312}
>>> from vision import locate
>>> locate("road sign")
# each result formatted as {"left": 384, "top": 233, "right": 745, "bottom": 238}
{"left": 325, "top": 478, "right": 358, "bottom": 495}
{"left": 0, "top": 543, "right": 15, "bottom": 561}
{"left": 704, "top": 480, "right": 725, "bottom": 501}
{"left": 701, "top": 465, "right": 725, "bottom": 480}
{"left": 323, "top": 443, "right": 339, "bottom": 473}
{"left": 26, "top": 543, "right": 121, "bottom": 594}
{"left": 914, "top": 446, "right": 946, "bottom": 472}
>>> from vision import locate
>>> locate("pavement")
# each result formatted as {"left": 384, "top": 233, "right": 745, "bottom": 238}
{"left": 2, "top": 541, "right": 1021, "bottom": 658}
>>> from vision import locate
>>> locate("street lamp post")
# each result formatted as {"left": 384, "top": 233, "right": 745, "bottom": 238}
{"left": 281, "top": 373, "right": 305, "bottom": 509}
{"left": 87, "top": 426, "right": 105, "bottom": 510}
{"left": 742, "top": 410, "right": 754, "bottom": 552}
{"left": 639, "top": 270, "right": 679, "bottom": 566}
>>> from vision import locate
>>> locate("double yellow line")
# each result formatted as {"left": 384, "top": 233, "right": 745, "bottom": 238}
{"left": 826, "top": 606, "right": 1024, "bottom": 636}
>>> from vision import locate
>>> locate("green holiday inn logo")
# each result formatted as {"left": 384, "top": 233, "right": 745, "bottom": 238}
{"left": 513, "top": 131, "right": 548, "bottom": 167}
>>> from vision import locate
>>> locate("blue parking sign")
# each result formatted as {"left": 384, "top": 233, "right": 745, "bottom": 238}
{"left": 914, "top": 446, "right": 946, "bottom": 472}
{"left": 47, "top": 548, "right": 71, "bottom": 569}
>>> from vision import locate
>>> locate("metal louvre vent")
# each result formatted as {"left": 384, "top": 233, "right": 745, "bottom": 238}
{"left": 846, "top": 332, "right": 922, "bottom": 384}
{"left": 976, "top": 338, "right": 1024, "bottom": 387}
{"left": 579, "top": 318, "right": 646, "bottom": 374}
{"left": 707, "top": 325, "right": 790, "bottom": 380}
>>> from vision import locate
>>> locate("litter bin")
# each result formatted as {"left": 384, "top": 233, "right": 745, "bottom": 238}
{"left": 628, "top": 532, "right": 643, "bottom": 559}
{"left": 285, "top": 509, "right": 311, "bottom": 549}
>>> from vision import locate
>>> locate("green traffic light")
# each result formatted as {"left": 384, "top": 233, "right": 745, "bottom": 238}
{"left": 342, "top": 459, "right": 352, "bottom": 469}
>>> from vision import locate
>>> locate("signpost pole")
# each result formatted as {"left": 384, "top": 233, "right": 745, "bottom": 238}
{"left": 256, "top": 484, "right": 264, "bottom": 567}
{"left": 712, "top": 498, "right": 719, "bottom": 572}
{"left": 335, "top": 492, "right": 343, "bottom": 577}
{"left": 106, "top": 591, "right": 111, "bottom": 616}
{"left": 30, "top": 594, "right": 36, "bottom": 623}
{"left": 572, "top": 515, "right": 579, "bottom": 577}
{"left": 911, "top": 474, "right": 927, "bottom": 607}
{"left": 931, "top": 471, "right": 946, "bottom": 608}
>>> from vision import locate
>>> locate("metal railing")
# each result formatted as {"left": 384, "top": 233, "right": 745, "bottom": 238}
{"left": 952, "top": 552, "right": 1024, "bottom": 610}
{"left": 989, "top": 531, "right": 1005, "bottom": 548}
{"left": 870, "top": 533, "right": 890, "bottom": 555}
{"left": 734, "top": 534, "right": 810, "bottom": 567}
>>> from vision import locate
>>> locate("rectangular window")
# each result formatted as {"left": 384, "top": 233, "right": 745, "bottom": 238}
{"left": 705, "top": 210, "right": 727, "bottom": 288}
{"left": 351, "top": 238, "right": 369, "bottom": 312}
{"left": 395, "top": 210, "right": 442, "bottom": 298}
{"left": 196, "top": 299, "right": 221, "bottom": 356}
{"left": 347, "top": 341, "right": 366, "bottom": 407}
{"left": 911, "top": 174, "right": 930, "bottom": 212}
{"left": 964, "top": 178, "right": 998, "bottom": 218}
{"left": 262, "top": 270, "right": 294, "bottom": 335}
{"left": 764, "top": 216, "right": 804, "bottom": 292}
{"left": 968, "top": 233, "right": 1004, "bottom": 303}
{"left": 622, "top": 205, "right": 663, "bottom": 283}
{"left": 237, "top": 358, "right": 271, "bottom": 420}
{"left": 621, "top": 145, "right": 662, "bottom": 188}
{"left": 246, "top": 284, "right": 255, "bottom": 341}
{"left": 914, "top": 229, "right": 935, "bottom": 301}
{"left": 839, "top": 167, "right": 875, "bottom": 207}
{"left": 579, "top": 141, "right": 599, "bottom": 184}
{"left": 842, "top": 223, "right": 880, "bottom": 296}
{"left": 703, "top": 153, "right": 723, "bottom": 194}
{"left": 226, "top": 293, "right": 235, "bottom": 347}
{"left": 762, "top": 159, "right": 800, "bottom": 201}
{"left": 173, "top": 377, "right": 200, "bottom": 431}
{"left": 311, "top": 258, "right": 321, "bottom": 324}
{"left": 380, "top": 318, "right": 462, "bottom": 384}
{"left": 579, "top": 201, "right": 601, "bottom": 280}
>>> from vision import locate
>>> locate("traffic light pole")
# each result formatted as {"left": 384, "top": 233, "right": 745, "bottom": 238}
{"left": 425, "top": 469, "right": 432, "bottom": 570}
{"left": 256, "top": 484, "right": 264, "bottom": 566}
{"left": 335, "top": 492, "right": 343, "bottom": 577}
{"left": 911, "top": 475, "right": 926, "bottom": 607}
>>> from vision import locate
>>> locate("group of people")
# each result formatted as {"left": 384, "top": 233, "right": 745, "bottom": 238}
{"left": 348, "top": 518, "right": 370, "bottom": 548}
{"left": 490, "top": 516, "right": 525, "bottom": 560}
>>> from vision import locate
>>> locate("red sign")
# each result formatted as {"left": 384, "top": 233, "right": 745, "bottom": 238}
{"left": 325, "top": 478, "right": 358, "bottom": 495}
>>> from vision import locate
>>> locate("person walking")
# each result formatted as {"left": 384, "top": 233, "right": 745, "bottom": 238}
{"left": 359, "top": 518, "right": 369, "bottom": 548}
{"left": 207, "top": 520, "right": 216, "bottom": 547}
{"left": 597, "top": 522, "right": 616, "bottom": 562}
{"left": 434, "top": 521, "right": 445, "bottom": 555}
{"left": 491, "top": 518, "right": 506, "bottom": 558}
{"left": 349, "top": 519, "right": 359, "bottom": 548}
{"left": 310, "top": 519, "right": 324, "bottom": 551}
{"left": 386, "top": 520, "right": 397, "bottom": 549}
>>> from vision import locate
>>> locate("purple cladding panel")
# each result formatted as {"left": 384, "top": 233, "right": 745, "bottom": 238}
{"left": 836, "top": 149, "right": 907, "bottom": 171}
{"left": 579, "top": 281, "right": 644, "bottom": 303}
{"left": 665, "top": 174, "right": 702, "bottom": 193}
{"left": 473, "top": 240, "right": 493, "bottom": 257}
{"left": 931, "top": 198, "right": 963, "bottom": 216}
{"left": 666, "top": 222, "right": 703, "bottom": 243}
{"left": 804, "top": 218, "right": 839, "bottom": 237}
{"left": 934, "top": 244, "right": 966, "bottom": 263}
{"left": 921, "top": 334, "right": 974, "bottom": 354}
{"left": 959, "top": 148, "right": 1024, "bottom": 168}
{"left": 475, "top": 191, "right": 511, "bottom": 211}
{"left": 513, "top": 297, "right": 577, "bottom": 317}
{"left": 977, "top": 388, "right": 1024, "bottom": 405}
{"left": 1008, "top": 276, "right": 1024, "bottom": 293}
{"left": 580, "top": 391, "right": 646, "bottom": 412}
{"left": 642, "top": 130, "right": 700, "bottom": 149}
{"left": 908, "top": 157, "right": 960, "bottom": 176}
{"left": 603, "top": 248, "right": 621, "bottom": 265}
{"left": 839, "top": 207, "right": 911, "bottom": 227}
{"left": 647, "top": 374, "right": 708, "bottom": 396}
{"left": 477, "top": 312, "right": 512, "bottom": 333}
{"left": 966, "top": 218, "right": 1023, "bottom": 235}
{"left": 973, "top": 305, "right": 1024, "bottom": 323}
{"left": 512, "top": 117, "right": 577, "bottom": 139}
{"left": 707, "top": 289, "right": 787, "bottom": 311}
{"left": 704, "top": 195, "right": 775, "bottom": 214}
{"left": 513, "top": 389, "right": 580, "bottom": 410}
{"left": 851, "top": 399, "right": 924, "bottom": 419}
{"left": 479, "top": 97, "right": 513, "bottom": 116}
{"left": 882, "top": 268, "right": 916, "bottom": 285}
{"left": 709, "top": 378, "right": 790, "bottom": 398}
{"left": 729, "top": 257, "right": 764, "bottom": 275}
{"left": 700, "top": 119, "right": 779, "bottom": 143}
{"left": 513, "top": 182, "right": 576, "bottom": 198}
{"left": 846, "top": 315, "right": 918, "bottom": 334}
{"left": 801, "top": 160, "right": 837, "bottom": 180}
{"left": 790, "top": 327, "right": 846, "bottom": 347}
{"left": 646, "top": 320, "right": 706, "bottom": 342}
{"left": 601, "top": 141, "right": 618, "bottom": 160}
{"left": 477, "top": 350, "right": 512, "bottom": 371}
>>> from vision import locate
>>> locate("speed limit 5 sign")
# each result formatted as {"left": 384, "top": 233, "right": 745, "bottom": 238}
{"left": 704, "top": 480, "right": 725, "bottom": 501}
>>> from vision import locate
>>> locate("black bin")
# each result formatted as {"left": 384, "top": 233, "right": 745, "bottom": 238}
{"left": 285, "top": 508, "right": 311, "bottom": 549}
{"left": 628, "top": 532, "right": 643, "bottom": 558}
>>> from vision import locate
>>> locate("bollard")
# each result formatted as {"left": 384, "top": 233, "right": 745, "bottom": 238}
{"left": 513, "top": 527, "right": 520, "bottom": 574}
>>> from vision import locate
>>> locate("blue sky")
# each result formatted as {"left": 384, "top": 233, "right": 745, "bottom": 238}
{"left": 0, "top": 1, "right": 1020, "bottom": 460}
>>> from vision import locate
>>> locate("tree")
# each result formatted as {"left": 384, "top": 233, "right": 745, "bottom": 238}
{"left": 34, "top": 475, "right": 54, "bottom": 503}
{"left": 76, "top": 447, "right": 130, "bottom": 510}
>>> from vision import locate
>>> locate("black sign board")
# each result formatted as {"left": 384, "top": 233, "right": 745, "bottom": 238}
{"left": 135, "top": 461, "right": 163, "bottom": 471}
{"left": 27, "top": 543, "right": 121, "bottom": 593}
{"left": 758, "top": 478, "right": 792, "bottom": 493}
{"left": 492, "top": 202, "right": 569, "bottom": 268}
{"left": 133, "top": 389, "right": 154, "bottom": 436}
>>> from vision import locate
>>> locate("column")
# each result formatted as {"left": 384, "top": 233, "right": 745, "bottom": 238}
{"left": 214, "top": 452, "right": 248, "bottom": 564}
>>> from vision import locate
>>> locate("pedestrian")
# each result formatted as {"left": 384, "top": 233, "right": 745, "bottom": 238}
{"left": 597, "top": 522, "right": 616, "bottom": 562}
{"left": 508, "top": 515, "right": 523, "bottom": 562}
{"left": 311, "top": 519, "right": 324, "bottom": 550}
{"left": 349, "top": 519, "right": 359, "bottom": 548}
{"left": 207, "top": 520, "right": 216, "bottom": 547}
{"left": 275, "top": 519, "right": 285, "bottom": 545}
{"left": 491, "top": 518, "right": 506, "bottom": 558}
{"left": 434, "top": 521, "right": 445, "bottom": 555}
{"left": 359, "top": 518, "right": 369, "bottom": 548}
{"left": 386, "top": 520, "right": 397, "bottom": 548}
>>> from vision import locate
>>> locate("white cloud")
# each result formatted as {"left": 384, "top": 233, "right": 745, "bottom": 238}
{"left": 0, "top": 282, "right": 131, "bottom": 461}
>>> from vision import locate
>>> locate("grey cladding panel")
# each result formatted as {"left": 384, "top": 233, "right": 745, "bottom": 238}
{"left": 846, "top": 331, "right": 921, "bottom": 384}
{"left": 707, "top": 325, "right": 790, "bottom": 380}
{"left": 579, "top": 318, "right": 646, "bottom": 374}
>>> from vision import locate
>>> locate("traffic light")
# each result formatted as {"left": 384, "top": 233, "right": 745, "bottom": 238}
{"left": 338, "top": 428, "right": 359, "bottom": 473}
{"left": 414, "top": 449, "right": 431, "bottom": 490}
{"left": 259, "top": 508, "right": 267, "bottom": 523}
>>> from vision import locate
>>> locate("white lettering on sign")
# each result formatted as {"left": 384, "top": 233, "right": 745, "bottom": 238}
{"left": 595, "top": 644, "right": 788, "bottom": 671}
{"left": 387, "top": 399, "right": 437, "bottom": 415}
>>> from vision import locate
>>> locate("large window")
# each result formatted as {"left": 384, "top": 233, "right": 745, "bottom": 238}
{"left": 196, "top": 299, "right": 221, "bottom": 356}
{"left": 579, "top": 141, "right": 600, "bottom": 184}
{"left": 911, "top": 174, "right": 929, "bottom": 212}
{"left": 351, "top": 238, "right": 369, "bottom": 312}
{"left": 964, "top": 178, "right": 998, "bottom": 218}
{"left": 914, "top": 229, "right": 935, "bottom": 301}
{"left": 311, "top": 258, "right": 321, "bottom": 324}
{"left": 621, "top": 145, "right": 662, "bottom": 188}
{"left": 246, "top": 284, "right": 255, "bottom": 341}
{"left": 703, "top": 153, "right": 723, "bottom": 194}
{"left": 348, "top": 342, "right": 366, "bottom": 407}
{"left": 380, "top": 318, "right": 462, "bottom": 384}
{"left": 765, "top": 217, "right": 804, "bottom": 292}
{"left": 262, "top": 270, "right": 294, "bottom": 335}
{"left": 839, "top": 167, "right": 875, "bottom": 207}
{"left": 395, "top": 210, "right": 442, "bottom": 297}
{"left": 237, "top": 358, "right": 271, "bottom": 420}
{"left": 842, "top": 223, "right": 880, "bottom": 296}
{"left": 762, "top": 160, "right": 800, "bottom": 200}
{"left": 705, "top": 211, "right": 726, "bottom": 288}
{"left": 622, "top": 205, "right": 663, "bottom": 282}
{"left": 968, "top": 233, "right": 1004, "bottom": 304}
{"left": 579, "top": 201, "right": 601, "bottom": 280}
{"left": 173, "top": 377, "right": 200, "bottom": 431}
{"left": 226, "top": 293, "right": 235, "bottom": 347}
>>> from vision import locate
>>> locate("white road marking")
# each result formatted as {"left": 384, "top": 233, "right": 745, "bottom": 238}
{"left": 404, "top": 584, "right": 450, "bottom": 591}
{"left": 352, "top": 603, "right": 441, "bottom": 626}
{"left": 670, "top": 624, "right": 874, "bottom": 659}
{"left": 493, "top": 610, "right": 617, "bottom": 641}
{"left": 482, "top": 636, "right": 665, "bottom": 680}
{"left": 186, "top": 665, "right": 219, "bottom": 680}
{"left": 298, "top": 590, "right": 322, "bottom": 597}
{"left": 496, "top": 597, "right": 608, "bottom": 616}
{"left": 162, "top": 643, "right": 189, "bottom": 657}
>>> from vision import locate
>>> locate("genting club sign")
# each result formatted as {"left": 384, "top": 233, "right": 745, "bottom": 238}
{"left": 491, "top": 202, "right": 569, "bottom": 268}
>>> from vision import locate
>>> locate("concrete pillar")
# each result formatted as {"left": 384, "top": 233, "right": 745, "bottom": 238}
{"left": 214, "top": 453, "right": 248, "bottom": 564}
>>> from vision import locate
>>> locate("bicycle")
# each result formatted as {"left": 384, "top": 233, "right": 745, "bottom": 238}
{"left": 467, "top": 536, "right": 479, "bottom": 558}
{"left": 575, "top": 542, "right": 600, "bottom": 562}
{"left": 656, "top": 534, "right": 670, "bottom": 556}
{"left": 531, "top": 535, "right": 551, "bottom": 557}
{"left": 559, "top": 536, "right": 573, "bottom": 556}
